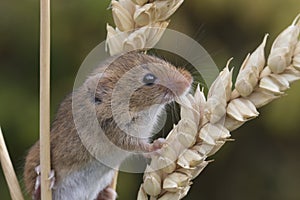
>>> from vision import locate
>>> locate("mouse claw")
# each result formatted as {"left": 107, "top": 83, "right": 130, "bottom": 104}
{"left": 35, "top": 165, "right": 41, "bottom": 175}
{"left": 33, "top": 165, "right": 41, "bottom": 200}
{"left": 32, "top": 165, "right": 55, "bottom": 200}
{"left": 48, "top": 169, "right": 56, "bottom": 189}
{"left": 34, "top": 174, "right": 41, "bottom": 192}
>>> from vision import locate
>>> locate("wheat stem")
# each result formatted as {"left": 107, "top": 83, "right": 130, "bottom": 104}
{"left": 40, "top": 0, "right": 52, "bottom": 199}
{"left": 0, "top": 127, "right": 24, "bottom": 200}
{"left": 110, "top": 170, "right": 119, "bottom": 191}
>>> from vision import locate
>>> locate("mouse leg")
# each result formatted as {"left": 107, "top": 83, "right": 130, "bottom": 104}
{"left": 33, "top": 165, "right": 55, "bottom": 200}
{"left": 96, "top": 186, "right": 117, "bottom": 200}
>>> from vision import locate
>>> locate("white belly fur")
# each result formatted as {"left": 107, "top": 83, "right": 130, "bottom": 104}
{"left": 52, "top": 161, "right": 115, "bottom": 200}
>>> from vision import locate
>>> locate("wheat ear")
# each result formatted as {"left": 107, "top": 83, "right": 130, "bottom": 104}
{"left": 105, "top": 1, "right": 300, "bottom": 199}
{"left": 106, "top": 0, "right": 184, "bottom": 55}
{"left": 138, "top": 14, "right": 300, "bottom": 200}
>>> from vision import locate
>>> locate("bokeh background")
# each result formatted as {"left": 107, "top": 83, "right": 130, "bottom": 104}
{"left": 1, "top": 0, "right": 300, "bottom": 199}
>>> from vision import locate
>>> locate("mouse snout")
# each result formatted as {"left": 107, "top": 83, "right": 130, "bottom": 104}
{"left": 164, "top": 68, "right": 193, "bottom": 97}
{"left": 178, "top": 68, "right": 193, "bottom": 88}
{"left": 176, "top": 70, "right": 193, "bottom": 96}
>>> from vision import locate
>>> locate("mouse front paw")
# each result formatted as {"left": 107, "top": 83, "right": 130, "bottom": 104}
{"left": 96, "top": 186, "right": 117, "bottom": 200}
{"left": 33, "top": 165, "right": 55, "bottom": 200}
{"left": 141, "top": 138, "right": 167, "bottom": 158}
{"left": 149, "top": 138, "right": 166, "bottom": 152}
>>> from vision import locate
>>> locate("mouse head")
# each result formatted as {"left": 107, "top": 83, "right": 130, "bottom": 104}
{"left": 84, "top": 52, "right": 193, "bottom": 121}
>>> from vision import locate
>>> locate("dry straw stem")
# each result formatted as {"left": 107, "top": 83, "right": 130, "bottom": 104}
{"left": 106, "top": 0, "right": 184, "bottom": 55}
{"left": 110, "top": 170, "right": 119, "bottom": 190}
{"left": 39, "top": 0, "right": 52, "bottom": 199}
{"left": 0, "top": 127, "right": 24, "bottom": 200}
{"left": 138, "top": 15, "right": 300, "bottom": 200}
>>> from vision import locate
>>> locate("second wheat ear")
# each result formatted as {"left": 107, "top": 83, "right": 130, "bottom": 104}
{"left": 138, "top": 15, "right": 300, "bottom": 200}
{"left": 106, "top": 0, "right": 184, "bottom": 55}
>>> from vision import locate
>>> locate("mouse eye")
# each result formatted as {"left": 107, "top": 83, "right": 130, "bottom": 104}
{"left": 143, "top": 73, "right": 157, "bottom": 86}
{"left": 94, "top": 96, "right": 102, "bottom": 104}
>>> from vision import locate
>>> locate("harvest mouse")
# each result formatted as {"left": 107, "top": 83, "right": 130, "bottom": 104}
{"left": 24, "top": 52, "right": 193, "bottom": 200}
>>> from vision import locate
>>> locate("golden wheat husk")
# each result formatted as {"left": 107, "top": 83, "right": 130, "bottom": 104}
{"left": 106, "top": 0, "right": 184, "bottom": 56}
{"left": 138, "top": 14, "right": 300, "bottom": 200}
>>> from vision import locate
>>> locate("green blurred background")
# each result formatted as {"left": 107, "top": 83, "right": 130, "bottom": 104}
{"left": 1, "top": 0, "right": 300, "bottom": 199}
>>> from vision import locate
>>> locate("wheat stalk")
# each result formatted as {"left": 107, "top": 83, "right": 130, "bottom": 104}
{"left": 0, "top": 127, "right": 24, "bottom": 200}
{"left": 39, "top": 0, "right": 53, "bottom": 199}
{"left": 138, "top": 14, "right": 300, "bottom": 200}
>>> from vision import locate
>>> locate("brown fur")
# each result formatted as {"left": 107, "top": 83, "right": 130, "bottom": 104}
{"left": 23, "top": 52, "right": 193, "bottom": 198}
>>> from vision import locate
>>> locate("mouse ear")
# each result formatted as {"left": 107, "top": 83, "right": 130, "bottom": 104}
{"left": 84, "top": 73, "right": 110, "bottom": 100}
{"left": 84, "top": 74, "right": 101, "bottom": 91}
